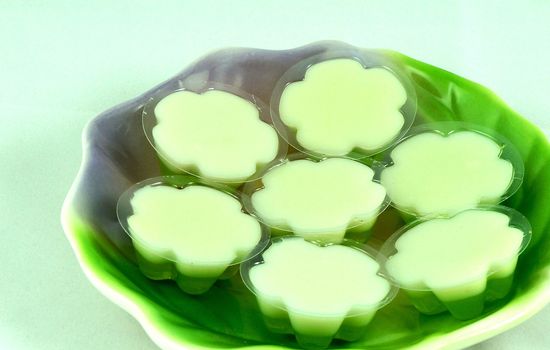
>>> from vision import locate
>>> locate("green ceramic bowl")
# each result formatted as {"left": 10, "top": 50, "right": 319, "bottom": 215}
{"left": 61, "top": 42, "right": 550, "bottom": 350}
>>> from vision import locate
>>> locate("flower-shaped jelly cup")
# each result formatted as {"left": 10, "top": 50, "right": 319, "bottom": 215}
{"left": 240, "top": 236, "right": 398, "bottom": 349}
{"left": 270, "top": 47, "right": 417, "bottom": 160}
{"left": 379, "top": 205, "right": 532, "bottom": 320}
{"left": 117, "top": 175, "right": 270, "bottom": 295}
{"left": 142, "top": 81, "right": 288, "bottom": 185}
{"left": 379, "top": 121, "right": 524, "bottom": 221}
{"left": 241, "top": 153, "right": 391, "bottom": 243}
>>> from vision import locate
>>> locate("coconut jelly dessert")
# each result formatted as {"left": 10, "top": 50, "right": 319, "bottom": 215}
{"left": 149, "top": 89, "right": 280, "bottom": 183}
{"left": 118, "top": 177, "right": 266, "bottom": 294}
{"left": 277, "top": 58, "right": 408, "bottom": 157}
{"left": 383, "top": 208, "right": 531, "bottom": 320}
{"left": 246, "top": 157, "right": 387, "bottom": 243}
{"left": 381, "top": 130, "right": 519, "bottom": 218}
{"left": 241, "top": 237, "right": 394, "bottom": 348}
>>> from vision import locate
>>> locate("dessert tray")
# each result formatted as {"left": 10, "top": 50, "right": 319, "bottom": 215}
{"left": 61, "top": 41, "right": 550, "bottom": 350}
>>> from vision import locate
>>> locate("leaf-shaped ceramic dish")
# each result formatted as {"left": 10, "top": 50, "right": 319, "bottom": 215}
{"left": 61, "top": 41, "right": 550, "bottom": 350}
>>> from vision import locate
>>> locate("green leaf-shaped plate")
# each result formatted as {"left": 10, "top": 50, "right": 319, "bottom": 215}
{"left": 61, "top": 42, "right": 550, "bottom": 350}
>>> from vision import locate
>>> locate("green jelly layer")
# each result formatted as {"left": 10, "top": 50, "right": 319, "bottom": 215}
{"left": 406, "top": 273, "right": 516, "bottom": 320}
{"left": 135, "top": 247, "right": 240, "bottom": 295}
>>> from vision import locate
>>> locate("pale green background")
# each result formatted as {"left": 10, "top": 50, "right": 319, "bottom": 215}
{"left": 1, "top": 1, "right": 549, "bottom": 349}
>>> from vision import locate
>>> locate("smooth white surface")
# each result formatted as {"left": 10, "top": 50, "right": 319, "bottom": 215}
{"left": 249, "top": 238, "right": 389, "bottom": 335}
{"left": 279, "top": 59, "right": 406, "bottom": 155}
{"left": 382, "top": 131, "right": 514, "bottom": 216}
{"left": 1, "top": 1, "right": 549, "bottom": 349}
{"left": 250, "top": 238, "right": 389, "bottom": 314}
{"left": 153, "top": 90, "right": 278, "bottom": 181}
{"left": 128, "top": 185, "right": 261, "bottom": 271}
{"left": 387, "top": 210, "right": 523, "bottom": 299}
{"left": 251, "top": 158, "right": 385, "bottom": 242}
